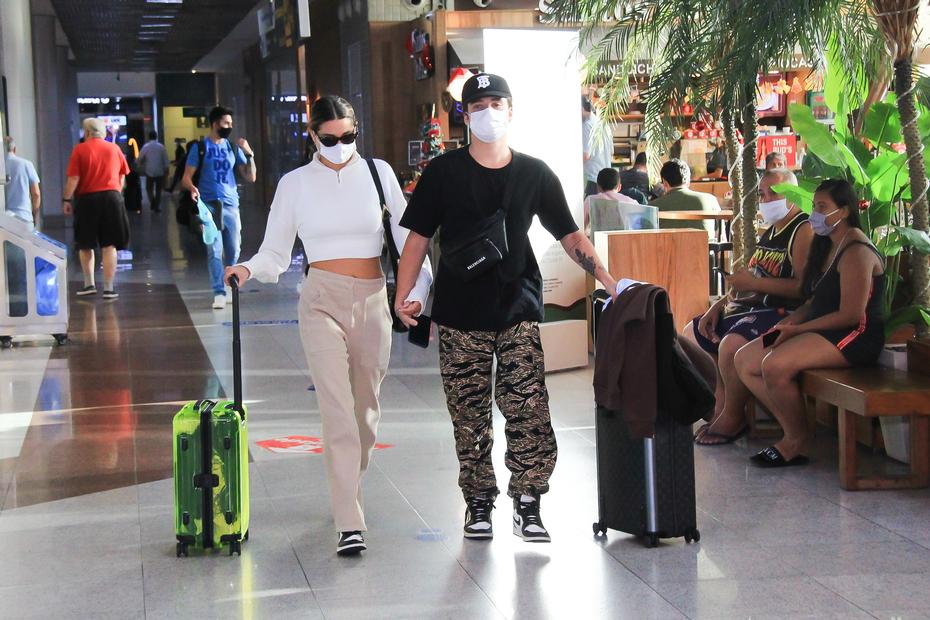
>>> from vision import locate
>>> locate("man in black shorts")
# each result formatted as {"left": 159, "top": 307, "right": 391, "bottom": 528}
{"left": 63, "top": 118, "right": 131, "bottom": 300}
{"left": 683, "top": 168, "right": 813, "bottom": 445}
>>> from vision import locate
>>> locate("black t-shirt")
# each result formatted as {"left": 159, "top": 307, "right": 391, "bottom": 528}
{"left": 401, "top": 147, "right": 579, "bottom": 331}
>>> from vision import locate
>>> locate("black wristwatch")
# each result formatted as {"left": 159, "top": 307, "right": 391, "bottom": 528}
{"left": 63, "top": 197, "right": 73, "bottom": 203}
{"left": 245, "top": 153, "right": 254, "bottom": 161}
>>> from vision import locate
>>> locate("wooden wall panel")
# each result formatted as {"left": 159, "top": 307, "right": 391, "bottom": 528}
{"left": 594, "top": 229, "right": 710, "bottom": 330}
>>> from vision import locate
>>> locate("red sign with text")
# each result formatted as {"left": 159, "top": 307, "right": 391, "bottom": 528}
{"left": 756, "top": 134, "right": 798, "bottom": 168}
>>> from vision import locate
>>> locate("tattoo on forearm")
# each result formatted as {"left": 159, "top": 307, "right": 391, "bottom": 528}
{"left": 574, "top": 248, "right": 598, "bottom": 276}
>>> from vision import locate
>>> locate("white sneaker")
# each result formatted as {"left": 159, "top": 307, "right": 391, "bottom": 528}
{"left": 212, "top": 294, "right": 227, "bottom": 310}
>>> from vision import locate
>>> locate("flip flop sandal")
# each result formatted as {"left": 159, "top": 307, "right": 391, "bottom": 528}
{"left": 693, "top": 422, "right": 712, "bottom": 439}
{"left": 750, "top": 446, "right": 810, "bottom": 468}
{"left": 694, "top": 425, "right": 748, "bottom": 446}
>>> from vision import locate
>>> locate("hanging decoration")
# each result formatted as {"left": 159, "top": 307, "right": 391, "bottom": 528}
{"left": 421, "top": 116, "right": 445, "bottom": 164}
{"left": 406, "top": 28, "right": 434, "bottom": 81}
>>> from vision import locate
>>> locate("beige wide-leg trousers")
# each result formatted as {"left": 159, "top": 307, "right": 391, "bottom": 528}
{"left": 299, "top": 268, "right": 392, "bottom": 532}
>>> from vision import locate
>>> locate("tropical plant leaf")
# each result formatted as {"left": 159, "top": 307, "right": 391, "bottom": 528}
{"left": 802, "top": 152, "right": 846, "bottom": 180}
{"left": 867, "top": 200, "right": 894, "bottom": 231}
{"left": 772, "top": 182, "right": 814, "bottom": 213}
{"left": 885, "top": 304, "right": 930, "bottom": 339}
{"left": 845, "top": 135, "right": 873, "bottom": 172}
{"left": 836, "top": 140, "right": 869, "bottom": 186}
{"left": 894, "top": 226, "right": 930, "bottom": 254}
{"left": 866, "top": 151, "right": 909, "bottom": 202}
{"left": 861, "top": 102, "right": 902, "bottom": 146}
{"left": 788, "top": 103, "right": 845, "bottom": 168}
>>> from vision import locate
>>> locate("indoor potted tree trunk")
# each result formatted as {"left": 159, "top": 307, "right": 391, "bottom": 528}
{"left": 872, "top": 0, "right": 930, "bottom": 343}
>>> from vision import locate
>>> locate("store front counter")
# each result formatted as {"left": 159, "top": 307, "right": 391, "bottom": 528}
{"left": 593, "top": 229, "right": 710, "bottom": 331}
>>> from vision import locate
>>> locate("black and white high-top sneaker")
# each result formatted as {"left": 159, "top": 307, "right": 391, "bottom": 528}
{"left": 463, "top": 496, "right": 495, "bottom": 540}
{"left": 513, "top": 494, "right": 551, "bottom": 543}
{"left": 336, "top": 531, "right": 366, "bottom": 556}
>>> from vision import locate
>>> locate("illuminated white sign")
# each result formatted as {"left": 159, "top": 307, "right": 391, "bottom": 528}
{"left": 77, "top": 97, "right": 111, "bottom": 104}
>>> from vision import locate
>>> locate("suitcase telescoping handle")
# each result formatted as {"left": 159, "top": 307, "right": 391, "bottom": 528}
{"left": 230, "top": 274, "right": 243, "bottom": 418}
{"left": 643, "top": 437, "right": 659, "bottom": 536}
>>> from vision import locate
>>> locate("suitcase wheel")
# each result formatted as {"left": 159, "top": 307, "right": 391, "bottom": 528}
{"left": 644, "top": 533, "right": 659, "bottom": 548}
{"left": 176, "top": 542, "right": 189, "bottom": 557}
{"left": 684, "top": 528, "right": 701, "bottom": 544}
{"left": 53, "top": 333, "right": 68, "bottom": 346}
{"left": 0, "top": 337, "right": 11, "bottom": 349}
{"left": 229, "top": 540, "right": 242, "bottom": 556}
{"left": 592, "top": 522, "right": 606, "bottom": 537}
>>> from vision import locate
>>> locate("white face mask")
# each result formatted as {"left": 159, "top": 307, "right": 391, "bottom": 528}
{"left": 758, "top": 198, "right": 790, "bottom": 226}
{"left": 318, "top": 141, "right": 356, "bottom": 165}
{"left": 467, "top": 107, "right": 510, "bottom": 143}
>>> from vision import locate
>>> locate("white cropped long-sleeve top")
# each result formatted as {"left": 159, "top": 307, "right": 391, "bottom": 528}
{"left": 240, "top": 154, "right": 432, "bottom": 306}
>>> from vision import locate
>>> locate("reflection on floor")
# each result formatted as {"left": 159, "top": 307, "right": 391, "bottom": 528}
{"left": 1, "top": 195, "right": 930, "bottom": 619}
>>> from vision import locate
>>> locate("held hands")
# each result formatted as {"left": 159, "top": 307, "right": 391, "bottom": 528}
{"left": 724, "top": 269, "right": 756, "bottom": 293}
{"left": 224, "top": 265, "right": 250, "bottom": 288}
{"left": 238, "top": 138, "right": 254, "bottom": 158}
{"left": 189, "top": 185, "right": 201, "bottom": 202}
{"left": 394, "top": 300, "right": 423, "bottom": 328}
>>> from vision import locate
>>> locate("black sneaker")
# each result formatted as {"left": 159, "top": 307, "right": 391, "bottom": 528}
{"left": 464, "top": 496, "right": 494, "bottom": 540}
{"left": 102, "top": 290, "right": 119, "bottom": 300}
{"left": 336, "top": 531, "right": 366, "bottom": 556}
{"left": 513, "top": 495, "right": 551, "bottom": 543}
{"left": 76, "top": 285, "right": 97, "bottom": 296}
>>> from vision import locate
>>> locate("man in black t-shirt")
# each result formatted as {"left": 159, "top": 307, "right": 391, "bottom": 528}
{"left": 395, "top": 73, "right": 620, "bottom": 544}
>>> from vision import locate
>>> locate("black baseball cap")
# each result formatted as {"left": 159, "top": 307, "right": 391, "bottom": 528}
{"left": 461, "top": 73, "right": 512, "bottom": 106}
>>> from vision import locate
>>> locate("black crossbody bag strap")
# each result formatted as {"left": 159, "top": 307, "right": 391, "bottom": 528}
{"left": 366, "top": 158, "right": 400, "bottom": 276}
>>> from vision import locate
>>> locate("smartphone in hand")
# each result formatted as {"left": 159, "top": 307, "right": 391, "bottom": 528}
{"left": 408, "top": 315, "right": 432, "bottom": 348}
{"left": 762, "top": 330, "right": 780, "bottom": 348}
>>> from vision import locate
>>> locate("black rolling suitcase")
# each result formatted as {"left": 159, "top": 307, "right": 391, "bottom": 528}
{"left": 591, "top": 288, "right": 702, "bottom": 548}
{"left": 592, "top": 406, "right": 699, "bottom": 547}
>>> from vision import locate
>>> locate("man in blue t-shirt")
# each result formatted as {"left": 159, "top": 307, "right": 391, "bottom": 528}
{"left": 182, "top": 105, "right": 256, "bottom": 309}
{"left": 3, "top": 137, "right": 41, "bottom": 228}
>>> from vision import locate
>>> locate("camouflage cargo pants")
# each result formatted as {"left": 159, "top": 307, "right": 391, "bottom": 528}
{"left": 438, "top": 321, "right": 557, "bottom": 500}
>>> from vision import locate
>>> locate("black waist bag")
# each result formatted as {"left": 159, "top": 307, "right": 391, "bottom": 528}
{"left": 441, "top": 153, "right": 519, "bottom": 282}
{"left": 442, "top": 210, "right": 508, "bottom": 281}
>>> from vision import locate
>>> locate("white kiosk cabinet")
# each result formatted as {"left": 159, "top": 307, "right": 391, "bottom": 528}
{"left": 0, "top": 212, "right": 68, "bottom": 347}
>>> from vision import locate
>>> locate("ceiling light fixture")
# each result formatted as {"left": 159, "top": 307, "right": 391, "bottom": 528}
{"left": 145, "top": 0, "right": 183, "bottom": 4}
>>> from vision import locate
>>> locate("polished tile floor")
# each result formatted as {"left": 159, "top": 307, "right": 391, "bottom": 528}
{"left": 1, "top": 195, "right": 930, "bottom": 619}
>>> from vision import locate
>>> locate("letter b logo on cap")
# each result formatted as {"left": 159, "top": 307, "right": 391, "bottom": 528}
{"left": 477, "top": 75, "right": 491, "bottom": 89}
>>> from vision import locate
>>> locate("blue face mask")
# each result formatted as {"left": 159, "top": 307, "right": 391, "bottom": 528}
{"left": 810, "top": 208, "right": 840, "bottom": 236}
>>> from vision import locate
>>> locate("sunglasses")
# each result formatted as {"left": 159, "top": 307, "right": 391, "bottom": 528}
{"left": 318, "top": 132, "right": 358, "bottom": 147}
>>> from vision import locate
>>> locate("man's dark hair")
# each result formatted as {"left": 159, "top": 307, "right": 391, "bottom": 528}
{"left": 148, "top": 130, "right": 158, "bottom": 141}
{"left": 765, "top": 151, "right": 786, "bottom": 167}
{"left": 660, "top": 159, "right": 690, "bottom": 187}
{"left": 208, "top": 105, "right": 234, "bottom": 125}
{"left": 581, "top": 96, "right": 593, "bottom": 113}
{"left": 596, "top": 167, "right": 620, "bottom": 191}
{"left": 634, "top": 152, "right": 647, "bottom": 167}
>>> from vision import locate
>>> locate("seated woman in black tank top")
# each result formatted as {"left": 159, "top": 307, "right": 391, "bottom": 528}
{"left": 733, "top": 179, "right": 885, "bottom": 468}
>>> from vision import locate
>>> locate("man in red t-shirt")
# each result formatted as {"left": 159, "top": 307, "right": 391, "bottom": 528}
{"left": 62, "top": 117, "right": 131, "bottom": 299}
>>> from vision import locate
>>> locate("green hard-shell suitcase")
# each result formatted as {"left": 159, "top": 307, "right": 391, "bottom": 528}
{"left": 173, "top": 277, "right": 249, "bottom": 556}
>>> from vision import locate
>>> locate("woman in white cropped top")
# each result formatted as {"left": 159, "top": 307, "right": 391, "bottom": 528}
{"left": 225, "top": 96, "right": 431, "bottom": 557}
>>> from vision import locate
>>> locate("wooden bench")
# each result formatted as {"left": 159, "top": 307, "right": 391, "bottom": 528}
{"left": 800, "top": 367, "right": 930, "bottom": 491}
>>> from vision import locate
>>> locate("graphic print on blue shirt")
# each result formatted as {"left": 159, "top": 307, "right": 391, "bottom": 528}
{"left": 186, "top": 139, "right": 247, "bottom": 207}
